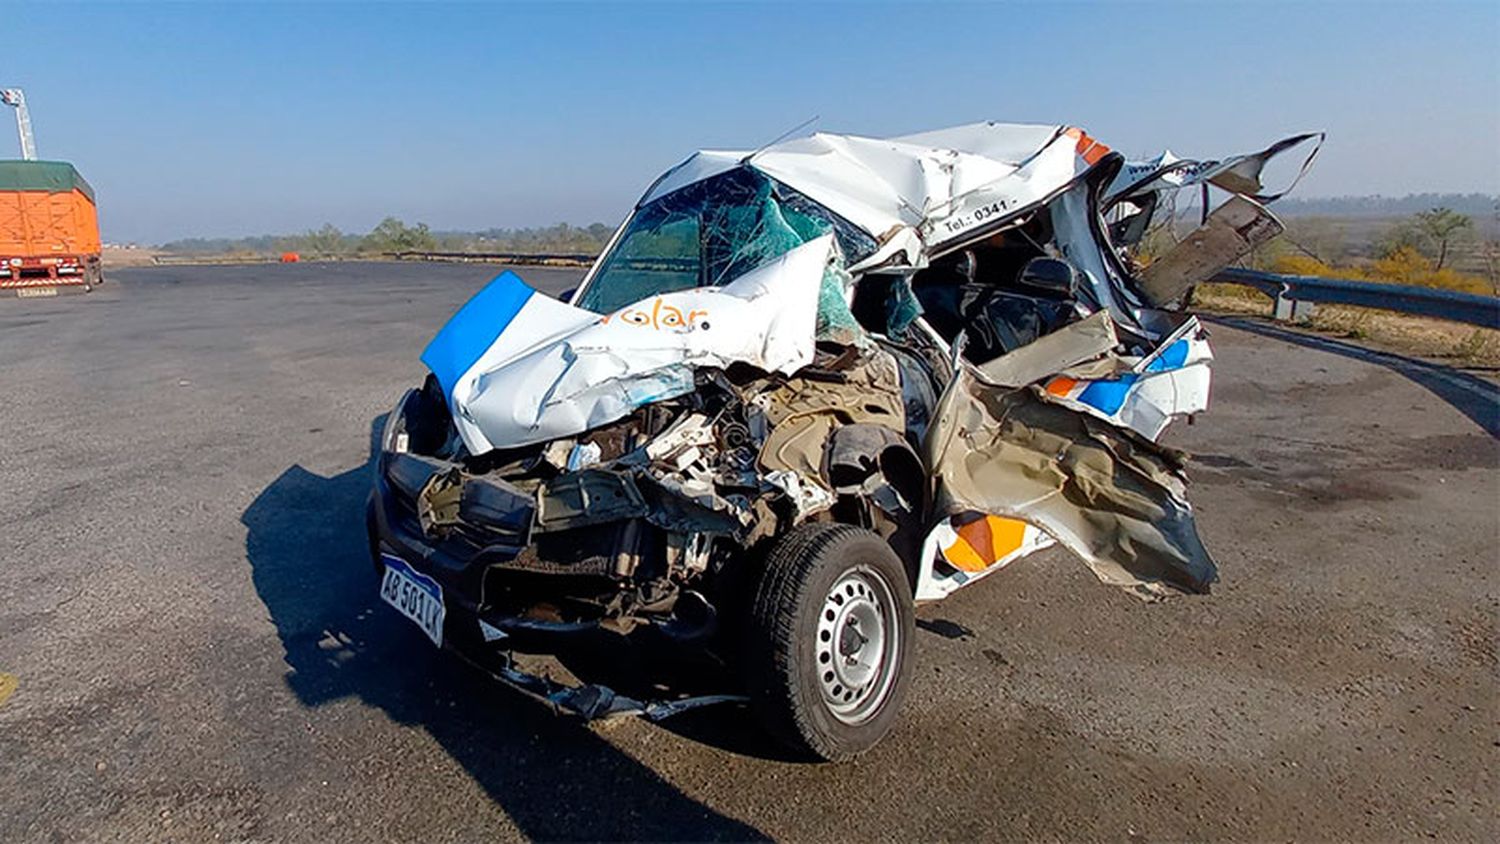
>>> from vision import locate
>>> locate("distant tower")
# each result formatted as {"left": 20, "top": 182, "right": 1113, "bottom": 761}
{"left": 1, "top": 88, "right": 38, "bottom": 160}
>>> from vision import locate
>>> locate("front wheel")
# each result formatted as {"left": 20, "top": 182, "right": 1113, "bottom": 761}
{"left": 744, "top": 523, "right": 915, "bottom": 762}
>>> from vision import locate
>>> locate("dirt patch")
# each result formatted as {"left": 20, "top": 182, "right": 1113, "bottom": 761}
{"left": 1454, "top": 612, "right": 1498, "bottom": 669}
{"left": 1192, "top": 453, "right": 1252, "bottom": 469}
{"left": 1193, "top": 457, "right": 1420, "bottom": 509}
{"left": 1385, "top": 432, "right": 1500, "bottom": 472}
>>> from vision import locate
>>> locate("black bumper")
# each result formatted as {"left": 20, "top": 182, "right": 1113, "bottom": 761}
{"left": 369, "top": 475, "right": 744, "bottom": 721}
{"left": 367, "top": 454, "right": 528, "bottom": 626}
{"left": 368, "top": 445, "right": 633, "bottom": 647}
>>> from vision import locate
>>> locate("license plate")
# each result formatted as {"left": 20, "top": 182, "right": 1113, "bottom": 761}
{"left": 17, "top": 286, "right": 57, "bottom": 298}
{"left": 379, "top": 554, "right": 445, "bottom": 647}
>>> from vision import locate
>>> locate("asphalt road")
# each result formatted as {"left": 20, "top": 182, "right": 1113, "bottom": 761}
{"left": 1, "top": 262, "right": 1495, "bottom": 842}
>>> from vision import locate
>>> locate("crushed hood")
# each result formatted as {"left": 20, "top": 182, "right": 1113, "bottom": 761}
{"left": 423, "top": 236, "right": 834, "bottom": 454}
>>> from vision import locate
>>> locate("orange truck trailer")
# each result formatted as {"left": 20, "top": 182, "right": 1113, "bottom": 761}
{"left": 0, "top": 159, "right": 102, "bottom": 297}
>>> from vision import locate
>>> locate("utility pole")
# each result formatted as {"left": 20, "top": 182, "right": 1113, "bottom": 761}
{"left": 1, "top": 88, "right": 38, "bottom": 160}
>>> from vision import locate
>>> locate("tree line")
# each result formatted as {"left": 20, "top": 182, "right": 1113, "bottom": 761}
{"left": 1254, "top": 206, "right": 1497, "bottom": 295}
{"left": 159, "top": 219, "right": 614, "bottom": 258}
{"left": 1271, "top": 192, "right": 1496, "bottom": 219}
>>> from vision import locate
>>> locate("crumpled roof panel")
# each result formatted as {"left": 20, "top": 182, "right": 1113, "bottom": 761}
{"left": 637, "top": 122, "right": 1105, "bottom": 259}
{"left": 636, "top": 122, "right": 1320, "bottom": 267}
{"left": 887, "top": 121, "right": 1070, "bottom": 164}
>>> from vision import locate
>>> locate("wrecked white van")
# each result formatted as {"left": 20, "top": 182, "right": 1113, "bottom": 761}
{"left": 367, "top": 122, "right": 1320, "bottom": 760}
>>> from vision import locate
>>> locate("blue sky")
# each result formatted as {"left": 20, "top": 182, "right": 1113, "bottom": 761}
{"left": 6, "top": 1, "right": 1498, "bottom": 243}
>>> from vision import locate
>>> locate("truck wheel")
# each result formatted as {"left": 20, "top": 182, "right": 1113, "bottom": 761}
{"left": 745, "top": 523, "right": 915, "bottom": 762}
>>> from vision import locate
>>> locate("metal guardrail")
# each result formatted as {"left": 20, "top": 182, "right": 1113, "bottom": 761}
{"left": 1211, "top": 267, "right": 1500, "bottom": 330}
{"left": 390, "top": 250, "right": 595, "bottom": 266}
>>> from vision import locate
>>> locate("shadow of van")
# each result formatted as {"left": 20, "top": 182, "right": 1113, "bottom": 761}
{"left": 241, "top": 418, "right": 764, "bottom": 841}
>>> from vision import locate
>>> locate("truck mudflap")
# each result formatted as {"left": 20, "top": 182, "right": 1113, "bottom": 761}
{"left": 0, "top": 254, "right": 101, "bottom": 292}
{"left": 0, "top": 273, "right": 94, "bottom": 297}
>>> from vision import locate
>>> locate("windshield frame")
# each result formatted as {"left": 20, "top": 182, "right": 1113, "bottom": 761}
{"left": 570, "top": 165, "right": 878, "bottom": 314}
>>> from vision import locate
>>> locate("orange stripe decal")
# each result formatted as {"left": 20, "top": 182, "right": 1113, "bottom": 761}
{"left": 1046, "top": 376, "right": 1077, "bottom": 396}
{"left": 1065, "top": 126, "right": 1111, "bottom": 165}
{"left": 944, "top": 514, "right": 1031, "bottom": 573}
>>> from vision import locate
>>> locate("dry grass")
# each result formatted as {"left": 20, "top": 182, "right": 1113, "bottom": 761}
{"left": 101, "top": 246, "right": 163, "bottom": 268}
{"left": 1193, "top": 283, "right": 1500, "bottom": 368}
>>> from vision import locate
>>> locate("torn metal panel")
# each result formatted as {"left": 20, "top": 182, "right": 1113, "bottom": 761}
{"left": 1042, "top": 316, "right": 1212, "bottom": 441}
{"left": 1050, "top": 174, "right": 1159, "bottom": 337}
{"left": 976, "top": 310, "right": 1118, "bottom": 388}
{"left": 924, "top": 368, "right": 1218, "bottom": 599}
{"left": 643, "top": 412, "right": 717, "bottom": 469}
{"left": 755, "top": 347, "right": 906, "bottom": 485}
{"left": 635, "top": 472, "right": 750, "bottom": 536}
{"left": 916, "top": 512, "right": 1055, "bottom": 601}
{"left": 764, "top": 469, "right": 835, "bottom": 522}
{"left": 1138, "top": 195, "right": 1284, "bottom": 306}
{"left": 450, "top": 646, "right": 746, "bottom": 722}
{"left": 1201, "top": 132, "right": 1324, "bottom": 202}
{"left": 1106, "top": 132, "right": 1325, "bottom": 206}
{"left": 458, "top": 474, "right": 534, "bottom": 544}
{"left": 535, "top": 469, "right": 650, "bottom": 532}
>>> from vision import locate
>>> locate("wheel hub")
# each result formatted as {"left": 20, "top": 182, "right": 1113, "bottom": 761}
{"left": 815, "top": 567, "right": 901, "bottom": 725}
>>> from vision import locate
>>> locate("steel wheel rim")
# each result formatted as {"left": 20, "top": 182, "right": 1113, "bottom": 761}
{"left": 814, "top": 565, "right": 900, "bottom": 725}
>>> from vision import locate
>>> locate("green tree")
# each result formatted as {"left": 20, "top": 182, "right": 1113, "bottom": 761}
{"left": 365, "top": 217, "right": 437, "bottom": 254}
{"left": 1376, "top": 218, "right": 1425, "bottom": 259}
{"left": 1413, "top": 207, "right": 1472, "bottom": 270}
{"left": 303, "top": 223, "right": 346, "bottom": 258}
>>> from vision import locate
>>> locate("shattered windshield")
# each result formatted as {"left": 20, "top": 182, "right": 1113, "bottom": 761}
{"left": 576, "top": 167, "right": 877, "bottom": 315}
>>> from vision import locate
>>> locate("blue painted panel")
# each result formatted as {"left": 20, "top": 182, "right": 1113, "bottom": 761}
{"left": 1076, "top": 373, "right": 1138, "bottom": 415}
{"left": 1145, "top": 338, "right": 1190, "bottom": 372}
{"left": 420, "top": 271, "right": 534, "bottom": 400}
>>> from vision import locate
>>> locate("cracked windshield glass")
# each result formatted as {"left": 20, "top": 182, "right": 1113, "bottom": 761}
{"left": 576, "top": 167, "right": 874, "bottom": 314}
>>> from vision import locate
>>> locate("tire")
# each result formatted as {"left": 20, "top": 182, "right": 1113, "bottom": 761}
{"left": 744, "top": 522, "right": 915, "bottom": 762}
